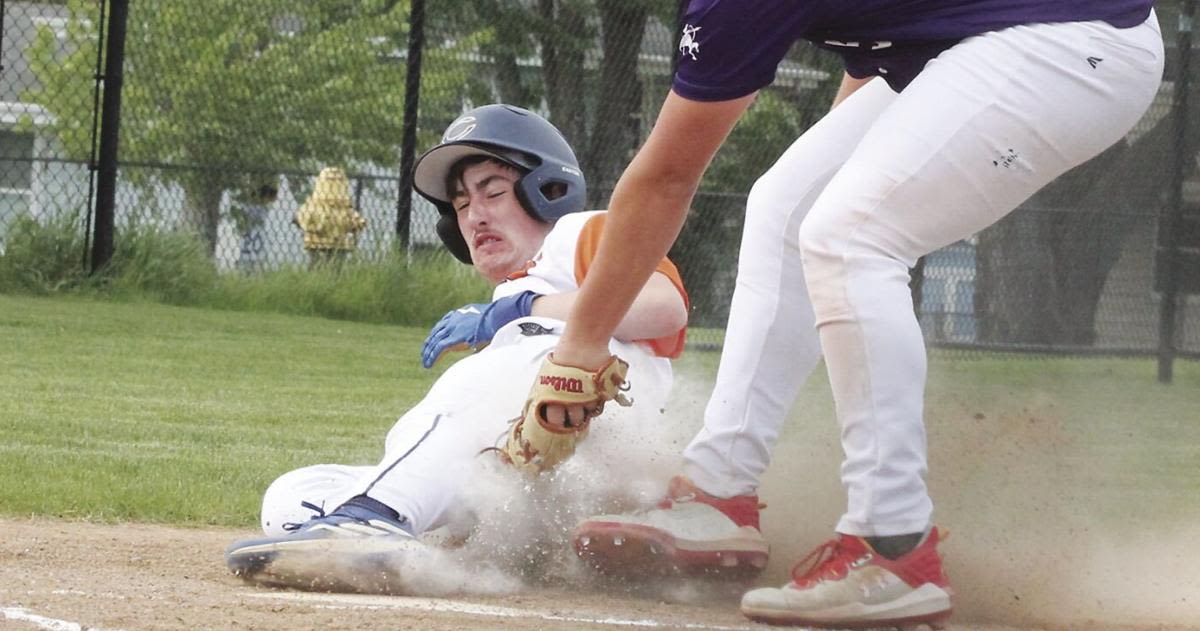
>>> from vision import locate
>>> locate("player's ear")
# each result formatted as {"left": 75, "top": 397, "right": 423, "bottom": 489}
{"left": 542, "top": 182, "right": 567, "bottom": 201}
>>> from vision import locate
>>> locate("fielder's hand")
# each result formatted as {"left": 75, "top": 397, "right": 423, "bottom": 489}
{"left": 499, "top": 353, "right": 632, "bottom": 473}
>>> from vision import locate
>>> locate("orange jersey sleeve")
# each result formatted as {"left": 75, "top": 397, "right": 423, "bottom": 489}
{"left": 573, "top": 214, "right": 689, "bottom": 358}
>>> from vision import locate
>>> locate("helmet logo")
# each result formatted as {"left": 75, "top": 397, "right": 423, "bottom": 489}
{"left": 443, "top": 116, "right": 477, "bottom": 141}
{"left": 679, "top": 24, "right": 701, "bottom": 61}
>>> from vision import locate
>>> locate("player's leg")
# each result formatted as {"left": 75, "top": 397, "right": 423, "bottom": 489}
{"left": 233, "top": 318, "right": 675, "bottom": 589}
{"left": 573, "top": 79, "right": 899, "bottom": 577}
{"left": 682, "top": 78, "right": 900, "bottom": 498}
{"left": 742, "top": 13, "right": 1163, "bottom": 628}
{"left": 311, "top": 334, "right": 558, "bottom": 536}
{"left": 361, "top": 327, "right": 676, "bottom": 534}
{"left": 259, "top": 464, "right": 374, "bottom": 536}
{"left": 807, "top": 11, "right": 1163, "bottom": 542}
{"left": 223, "top": 337, "right": 549, "bottom": 586}
{"left": 223, "top": 408, "right": 445, "bottom": 587}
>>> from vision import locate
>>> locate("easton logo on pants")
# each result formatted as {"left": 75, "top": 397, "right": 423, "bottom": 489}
{"left": 540, "top": 375, "right": 584, "bottom": 393}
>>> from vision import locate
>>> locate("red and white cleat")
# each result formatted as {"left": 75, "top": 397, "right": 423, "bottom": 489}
{"left": 740, "top": 527, "right": 953, "bottom": 629}
{"left": 572, "top": 476, "right": 769, "bottom": 578}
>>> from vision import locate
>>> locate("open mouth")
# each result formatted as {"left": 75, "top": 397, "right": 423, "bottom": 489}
{"left": 473, "top": 233, "right": 502, "bottom": 249}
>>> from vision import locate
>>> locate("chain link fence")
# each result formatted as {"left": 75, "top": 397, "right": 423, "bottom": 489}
{"left": 2, "top": 0, "right": 1197, "bottom": 361}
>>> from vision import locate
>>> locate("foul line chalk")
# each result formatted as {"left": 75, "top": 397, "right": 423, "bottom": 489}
{"left": 1, "top": 606, "right": 112, "bottom": 631}
{"left": 242, "top": 591, "right": 761, "bottom": 630}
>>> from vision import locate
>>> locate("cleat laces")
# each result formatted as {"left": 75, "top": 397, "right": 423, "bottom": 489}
{"left": 789, "top": 536, "right": 866, "bottom": 588}
{"left": 281, "top": 501, "right": 327, "bottom": 532}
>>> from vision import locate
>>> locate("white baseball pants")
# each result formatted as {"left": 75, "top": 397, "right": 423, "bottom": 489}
{"left": 259, "top": 318, "right": 673, "bottom": 537}
{"left": 683, "top": 13, "right": 1163, "bottom": 536}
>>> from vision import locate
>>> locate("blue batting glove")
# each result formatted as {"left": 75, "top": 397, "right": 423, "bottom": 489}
{"left": 420, "top": 304, "right": 484, "bottom": 369}
{"left": 420, "top": 291, "right": 540, "bottom": 369}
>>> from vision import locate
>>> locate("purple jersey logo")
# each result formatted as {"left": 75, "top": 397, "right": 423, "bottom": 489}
{"left": 679, "top": 24, "right": 701, "bottom": 61}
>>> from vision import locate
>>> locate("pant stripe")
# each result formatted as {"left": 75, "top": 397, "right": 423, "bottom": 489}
{"left": 364, "top": 414, "right": 443, "bottom": 495}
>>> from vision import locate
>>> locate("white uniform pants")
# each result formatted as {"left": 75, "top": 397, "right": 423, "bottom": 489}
{"left": 683, "top": 14, "right": 1163, "bottom": 536}
{"left": 260, "top": 317, "right": 673, "bottom": 537}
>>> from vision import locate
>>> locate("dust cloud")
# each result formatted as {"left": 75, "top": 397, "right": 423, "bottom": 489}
{"left": 748, "top": 366, "right": 1200, "bottom": 630}
{"left": 285, "top": 369, "right": 1199, "bottom": 630}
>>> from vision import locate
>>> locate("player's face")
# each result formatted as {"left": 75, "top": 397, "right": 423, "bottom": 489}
{"left": 452, "top": 161, "right": 552, "bottom": 284}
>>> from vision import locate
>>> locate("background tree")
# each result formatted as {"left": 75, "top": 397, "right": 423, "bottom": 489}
{"left": 419, "top": 0, "right": 666, "bottom": 204}
{"left": 25, "top": 0, "right": 412, "bottom": 257}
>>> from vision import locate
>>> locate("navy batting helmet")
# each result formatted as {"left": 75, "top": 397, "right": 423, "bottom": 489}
{"left": 412, "top": 104, "right": 587, "bottom": 264}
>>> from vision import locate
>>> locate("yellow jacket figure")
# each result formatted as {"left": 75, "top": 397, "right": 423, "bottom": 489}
{"left": 295, "top": 167, "right": 367, "bottom": 267}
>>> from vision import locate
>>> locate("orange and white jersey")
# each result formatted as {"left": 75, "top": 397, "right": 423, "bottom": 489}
{"left": 491, "top": 211, "right": 689, "bottom": 359}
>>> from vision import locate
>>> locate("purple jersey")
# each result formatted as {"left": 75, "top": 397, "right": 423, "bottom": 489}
{"left": 672, "top": 0, "right": 1154, "bottom": 98}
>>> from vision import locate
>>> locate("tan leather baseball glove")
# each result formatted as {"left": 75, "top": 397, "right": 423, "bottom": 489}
{"left": 499, "top": 354, "right": 632, "bottom": 474}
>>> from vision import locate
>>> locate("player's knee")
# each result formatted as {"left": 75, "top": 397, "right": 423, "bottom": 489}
{"left": 796, "top": 211, "right": 843, "bottom": 271}
{"left": 259, "top": 465, "right": 349, "bottom": 536}
{"left": 745, "top": 164, "right": 819, "bottom": 228}
{"left": 799, "top": 208, "right": 918, "bottom": 323}
{"left": 742, "top": 172, "right": 787, "bottom": 237}
{"left": 796, "top": 213, "right": 849, "bottom": 315}
{"left": 797, "top": 201, "right": 900, "bottom": 271}
{"left": 260, "top": 471, "right": 313, "bottom": 536}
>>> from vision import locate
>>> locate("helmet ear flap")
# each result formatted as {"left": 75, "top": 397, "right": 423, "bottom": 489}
{"left": 514, "top": 164, "right": 587, "bottom": 224}
{"left": 435, "top": 209, "right": 473, "bottom": 264}
{"left": 513, "top": 177, "right": 539, "bottom": 223}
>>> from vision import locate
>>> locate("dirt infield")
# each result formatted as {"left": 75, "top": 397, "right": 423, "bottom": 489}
{"left": 0, "top": 518, "right": 1195, "bottom": 631}
{"left": 0, "top": 518, "right": 835, "bottom": 631}
{"left": 3, "top": 370, "right": 1197, "bottom": 630}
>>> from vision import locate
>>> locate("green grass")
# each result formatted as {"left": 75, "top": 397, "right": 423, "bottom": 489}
{"left": 0, "top": 215, "right": 493, "bottom": 326}
{"left": 0, "top": 293, "right": 444, "bottom": 526}
{"left": 1, "top": 293, "right": 1198, "bottom": 530}
{"left": 923, "top": 352, "right": 1200, "bottom": 520}
{"left": 194, "top": 253, "right": 492, "bottom": 326}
